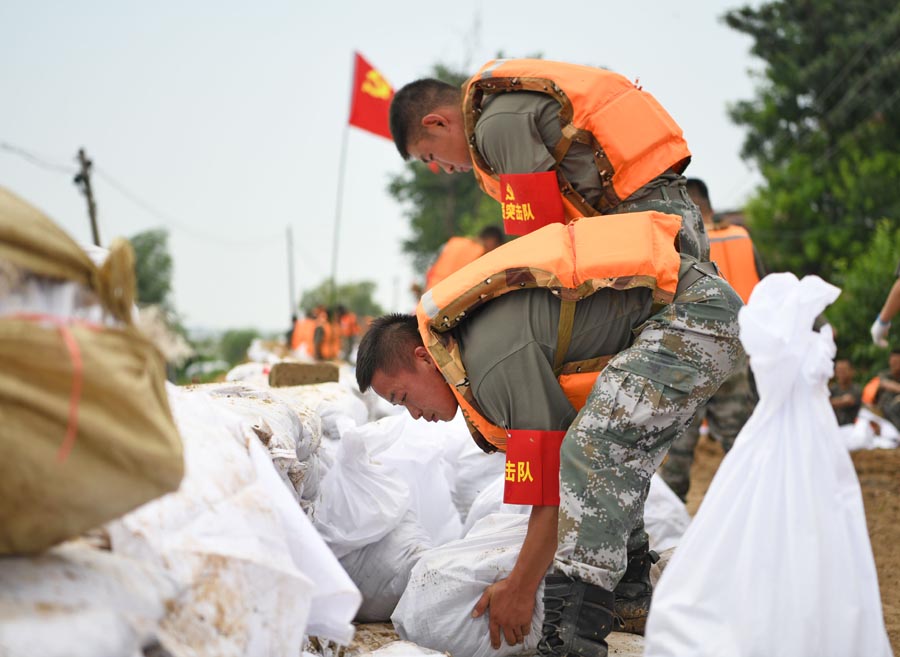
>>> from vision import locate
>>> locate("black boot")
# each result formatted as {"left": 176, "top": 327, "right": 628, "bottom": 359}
{"left": 537, "top": 574, "right": 615, "bottom": 657}
{"left": 613, "top": 543, "right": 659, "bottom": 635}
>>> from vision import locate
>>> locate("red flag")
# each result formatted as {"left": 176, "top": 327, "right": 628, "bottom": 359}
{"left": 348, "top": 52, "right": 394, "bottom": 140}
{"left": 499, "top": 171, "right": 566, "bottom": 235}
{"left": 503, "top": 430, "right": 566, "bottom": 506}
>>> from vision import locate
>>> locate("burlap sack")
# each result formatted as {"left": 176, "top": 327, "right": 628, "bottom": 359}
{"left": 0, "top": 187, "right": 183, "bottom": 554}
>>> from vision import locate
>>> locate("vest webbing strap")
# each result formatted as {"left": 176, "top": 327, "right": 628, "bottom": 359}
{"left": 553, "top": 299, "right": 577, "bottom": 376}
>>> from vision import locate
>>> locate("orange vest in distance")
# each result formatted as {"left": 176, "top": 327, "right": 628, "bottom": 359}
{"left": 708, "top": 224, "right": 760, "bottom": 304}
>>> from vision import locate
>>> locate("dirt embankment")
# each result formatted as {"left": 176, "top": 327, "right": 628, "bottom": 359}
{"left": 687, "top": 438, "right": 900, "bottom": 652}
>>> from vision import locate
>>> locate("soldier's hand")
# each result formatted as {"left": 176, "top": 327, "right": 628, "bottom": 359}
{"left": 871, "top": 316, "right": 890, "bottom": 348}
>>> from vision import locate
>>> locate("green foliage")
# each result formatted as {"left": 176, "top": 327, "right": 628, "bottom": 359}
{"left": 129, "top": 228, "right": 173, "bottom": 308}
{"left": 299, "top": 278, "right": 383, "bottom": 317}
{"left": 826, "top": 220, "right": 900, "bottom": 378}
{"left": 725, "top": 1, "right": 900, "bottom": 283}
{"left": 386, "top": 62, "right": 504, "bottom": 274}
{"left": 219, "top": 329, "right": 259, "bottom": 366}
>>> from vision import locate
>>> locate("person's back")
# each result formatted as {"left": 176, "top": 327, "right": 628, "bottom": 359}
{"left": 425, "top": 236, "right": 485, "bottom": 290}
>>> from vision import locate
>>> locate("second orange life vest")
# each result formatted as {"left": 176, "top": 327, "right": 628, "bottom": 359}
{"left": 416, "top": 211, "right": 682, "bottom": 453}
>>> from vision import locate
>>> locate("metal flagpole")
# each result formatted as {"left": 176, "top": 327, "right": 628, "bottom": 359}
{"left": 286, "top": 225, "right": 296, "bottom": 316}
{"left": 329, "top": 51, "right": 356, "bottom": 310}
{"left": 329, "top": 123, "right": 350, "bottom": 309}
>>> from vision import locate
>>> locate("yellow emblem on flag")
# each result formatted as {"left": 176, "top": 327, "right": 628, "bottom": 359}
{"left": 362, "top": 70, "right": 391, "bottom": 99}
{"left": 504, "top": 184, "right": 516, "bottom": 202}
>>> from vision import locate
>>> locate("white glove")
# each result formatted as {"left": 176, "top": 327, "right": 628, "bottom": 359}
{"left": 871, "top": 316, "right": 891, "bottom": 348}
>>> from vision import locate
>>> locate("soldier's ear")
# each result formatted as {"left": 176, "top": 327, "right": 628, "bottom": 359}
{"left": 413, "top": 345, "right": 435, "bottom": 366}
{"left": 421, "top": 112, "right": 448, "bottom": 129}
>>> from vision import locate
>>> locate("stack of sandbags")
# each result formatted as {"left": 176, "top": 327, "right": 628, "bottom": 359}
{"left": 107, "top": 385, "right": 361, "bottom": 655}
{"left": 195, "top": 382, "right": 324, "bottom": 514}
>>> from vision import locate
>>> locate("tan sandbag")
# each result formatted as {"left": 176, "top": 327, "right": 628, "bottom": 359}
{"left": 0, "top": 187, "right": 183, "bottom": 554}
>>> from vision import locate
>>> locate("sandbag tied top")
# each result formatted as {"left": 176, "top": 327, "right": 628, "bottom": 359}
{"left": 737, "top": 273, "right": 841, "bottom": 423}
{"left": 644, "top": 273, "right": 893, "bottom": 657}
{"left": 0, "top": 186, "right": 135, "bottom": 324}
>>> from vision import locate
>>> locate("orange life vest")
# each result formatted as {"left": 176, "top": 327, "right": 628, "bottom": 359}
{"left": 462, "top": 59, "right": 691, "bottom": 218}
{"left": 315, "top": 314, "right": 341, "bottom": 361}
{"left": 291, "top": 317, "right": 316, "bottom": 353}
{"left": 425, "top": 237, "right": 486, "bottom": 290}
{"left": 340, "top": 312, "right": 361, "bottom": 338}
{"left": 708, "top": 224, "right": 760, "bottom": 304}
{"left": 416, "top": 211, "right": 682, "bottom": 452}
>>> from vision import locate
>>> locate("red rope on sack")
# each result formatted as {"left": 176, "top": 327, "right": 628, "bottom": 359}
{"left": 56, "top": 323, "right": 84, "bottom": 462}
{"left": 11, "top": 313, "right": 90, "bottom": 463}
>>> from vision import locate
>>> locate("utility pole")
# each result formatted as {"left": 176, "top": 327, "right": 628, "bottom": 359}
{"left": 74, "top": 148, "right": 100, "bottom": 246}
{"left": 286, "top": 225, "right": 297, "bottom": 319}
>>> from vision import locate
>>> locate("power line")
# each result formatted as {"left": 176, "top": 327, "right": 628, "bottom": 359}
{"left": 93, "top": 165, "right": 285, "bottom": 250}
{"left": 0, "top": 141, "right": 78, "bottom": 175}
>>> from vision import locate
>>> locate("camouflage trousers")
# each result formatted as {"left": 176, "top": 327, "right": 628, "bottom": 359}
{"left": 555, "top": 264, "right": 744, "bottom": 591}
{"left": 608, "top": 172, "right": 710, "bottom": 262}
{"left": 658, "top": 363, "right": 755, "bottom": 501}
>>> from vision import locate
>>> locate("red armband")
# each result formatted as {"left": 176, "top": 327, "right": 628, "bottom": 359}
{"left": 499, "top": 172, "right": 565, "bottom": 235}
{"left": 503, "top": 430, "right": 566, "bottom": 506}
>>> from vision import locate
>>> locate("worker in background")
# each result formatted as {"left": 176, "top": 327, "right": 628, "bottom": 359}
{"left": 424, "top": 225, "right": 505, "bottom": 291}
{"left": 659, "top": 178, "right": 765, "bottom": 501}
{"left": 829, "top": 358, "right": 862, "bottom": 426}
{"left": 871, "top": 260, "right": 900, "bottom": 348}
{"left": 337, "top": 304, "right": 361, "bottom": 362}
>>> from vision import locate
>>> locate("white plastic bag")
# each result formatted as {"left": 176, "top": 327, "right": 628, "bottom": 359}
{"left": 438, "top": 412, "right": 508, "bottom": 522}
{"left": 392, "top": 514, "right": 543, "bottom": 657}
{"left": 357, "top": 413, "right": 463, "bottom": 546}
{"left": 645, "top": 274, "right": 893, "bottom": 657}
{"left": 339, "top": 511, "right": 434, "bottom": 622}
{"left": 462, "top": 474, "right": 530, "bottom": 536}
{"left": 314, "top": 422, "right": 411, "bottom": 558}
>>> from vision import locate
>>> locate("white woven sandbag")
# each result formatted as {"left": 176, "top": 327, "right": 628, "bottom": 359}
{"left": 355, "top": 414, "right": 463, "bottom": 546}
{"left": 438, "top": 412, "right": 508, "bottom": 522}
{"left": 201, "top": 384, "right": 321, "bottom": 500}
{"left": 462, "top": 475, "right": 530, "bottom": 536}
{"left": 275, "top": 382, "right": 369, "bottom": 440}
{"left": 645, "top": 274, "right": 893, "bottom": 657}
{"left": 0, "top": 542, "right": 178, "bottom": 657}
{"left": 339, "top": 511, "right": 434, "bottom": 622}
{"left": 355, "top": 641, "right": 448, "bottom": 657}
{"left": 108, "top": 386, "right": 360, "bottom": 653}
{"left": 313, "top": 421, "right": 411, "bottom": 558}
{"left": 392, "top": 514, "right": 543, "bottom": 657}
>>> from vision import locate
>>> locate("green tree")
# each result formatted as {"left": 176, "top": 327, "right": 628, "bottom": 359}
{"left": 386, "top": 63, "right": 504, "bottom": 274}
{"left": 725, "top": 1, "right": 900, "bottom": 281}
{"left": 219, "top": 328, "right": 259, "bottom": 366}
{"left": 129, "top": 228, "right": 173, "bottom": 308}
{"left": 299, "top": 279, "right": 383, "bottom": 317}
{"left": 826, "top": 220, "right": 900, "bottom": 377}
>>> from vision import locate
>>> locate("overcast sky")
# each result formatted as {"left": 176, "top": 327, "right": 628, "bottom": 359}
{"left": 1, "top": 1, "right": 762, "bottom": 332}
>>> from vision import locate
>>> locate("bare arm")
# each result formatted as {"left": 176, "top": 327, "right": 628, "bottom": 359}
{"left": 472, "top": 505, "right": 559, "bottom": 649}
{"left": 879, "top": 278, "right": 900, "bottom": 324}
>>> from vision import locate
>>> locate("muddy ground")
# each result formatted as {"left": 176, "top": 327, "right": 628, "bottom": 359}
{"left": 687, "top": 437, "right": 900, "bottom": 652}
